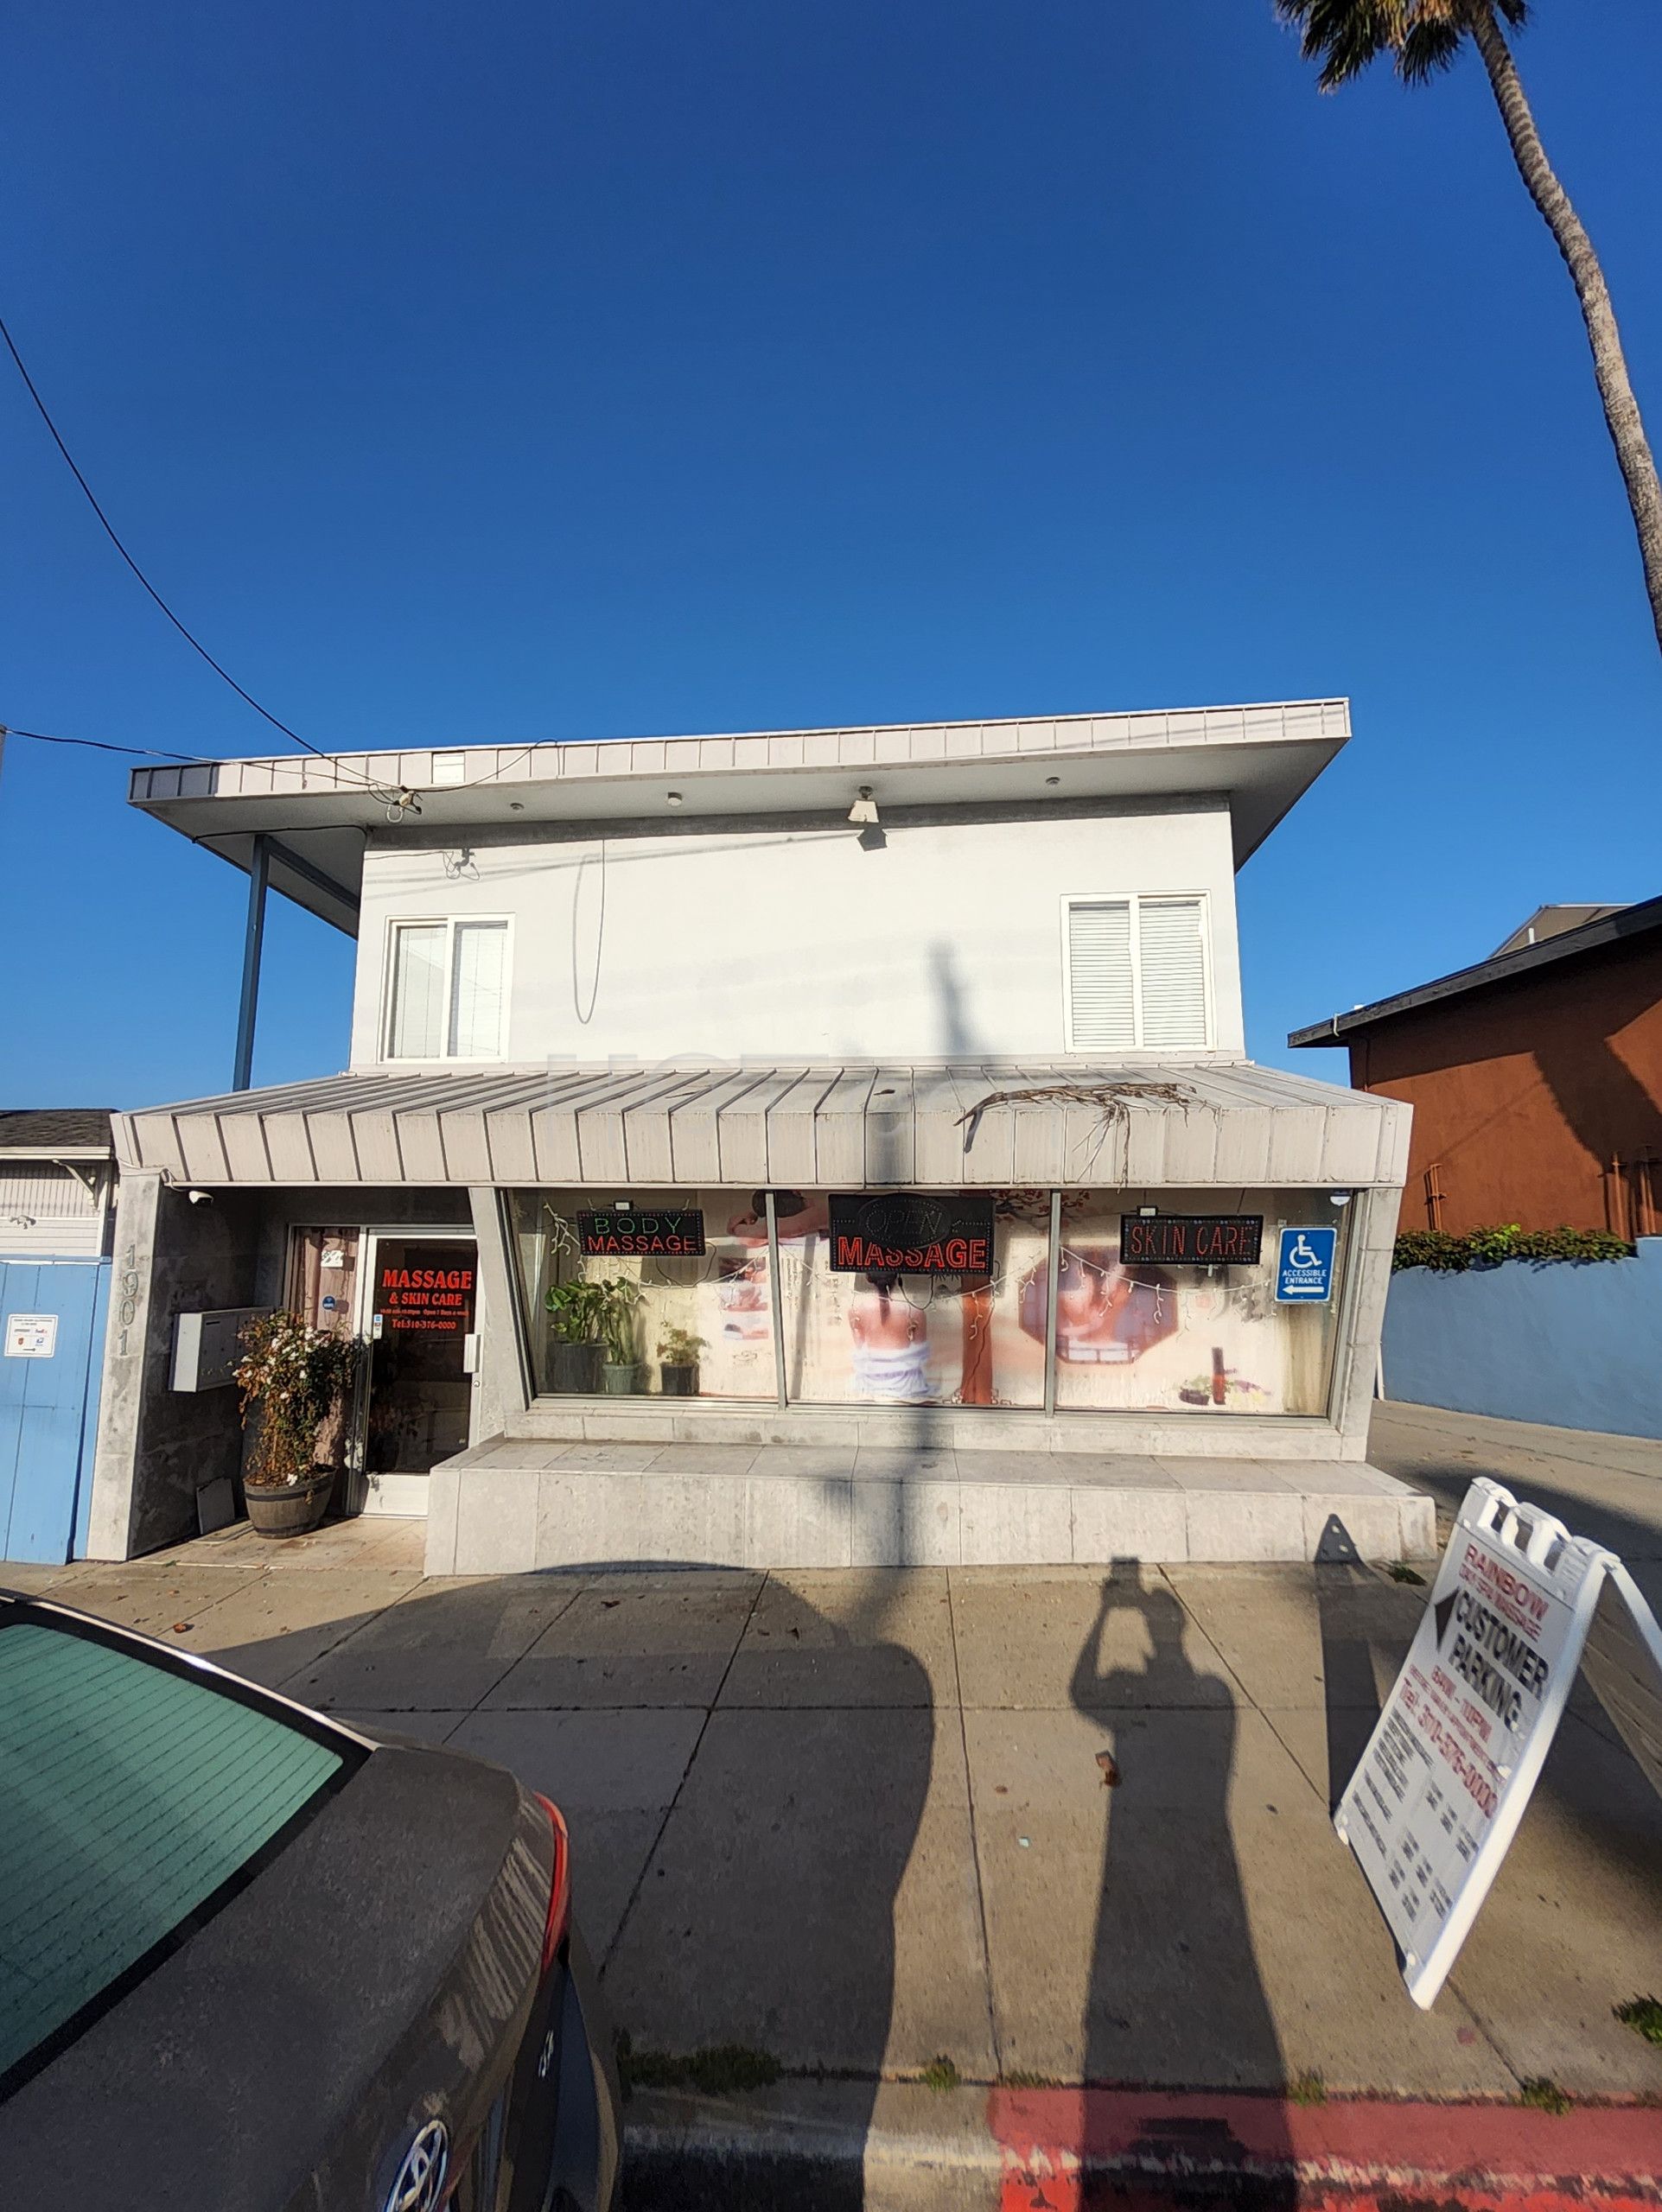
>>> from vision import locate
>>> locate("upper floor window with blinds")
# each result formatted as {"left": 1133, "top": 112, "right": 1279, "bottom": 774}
{"left": 1062, "top": 894, "right": 1210, "bottom": 1051}
{"left": 384, "top": 918, "right": 511, "bottom": 1060}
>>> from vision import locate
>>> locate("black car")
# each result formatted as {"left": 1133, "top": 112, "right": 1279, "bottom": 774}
{"left": 0, "top": 1586, "right": 621, "bottom": 2212}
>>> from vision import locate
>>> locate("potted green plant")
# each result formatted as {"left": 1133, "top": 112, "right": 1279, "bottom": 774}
{"left": 657, "top": 1325, "right": 704, "bottom": 1397}
{"left": 234, "top": 1312, "right": 363, "bottom": 1537}
{"left": 598, "top": 1277, "right": 644, "bottom": 1394}
{"left": 545, "top": 1278, "right": 607, "bottom": 1394}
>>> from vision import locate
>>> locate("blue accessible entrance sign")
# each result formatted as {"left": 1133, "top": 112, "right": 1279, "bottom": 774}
{"left": 1276, "top": 1225, "right": 1336, "bottom": 1303}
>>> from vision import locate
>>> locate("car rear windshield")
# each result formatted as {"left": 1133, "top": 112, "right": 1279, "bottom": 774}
{"left": 0, "top": 1616, "right": 348, "bottom": 2087}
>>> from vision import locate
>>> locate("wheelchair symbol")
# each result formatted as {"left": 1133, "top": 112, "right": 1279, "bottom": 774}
{"left": 1288, "top": 1234, "right": 1321, "bottom": 1270}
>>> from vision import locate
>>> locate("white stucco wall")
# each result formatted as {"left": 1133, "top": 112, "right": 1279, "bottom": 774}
{"left": 348, "top": 800, "right": 1245, "bottom": 1066}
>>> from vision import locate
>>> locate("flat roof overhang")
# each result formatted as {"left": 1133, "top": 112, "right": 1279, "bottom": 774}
{"left": 113, "top": 1057, "right": 1408, "bottom": 1193}
{"left": 127, "top": 700, "right": 1350, "bottom": 934}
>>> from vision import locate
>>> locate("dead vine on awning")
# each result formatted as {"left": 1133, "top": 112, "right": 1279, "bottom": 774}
{"left": 956, "top": 1079, "right": 1198, "bottom": 1176}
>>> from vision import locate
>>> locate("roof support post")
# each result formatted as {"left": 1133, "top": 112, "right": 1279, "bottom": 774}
{"left": 764, "top": 1192, "right": 788, "bottom": 1408}
{"left": 1042, "top": 1189, "right": 1061, "bottom": 1417}
{"left": 232, "top": 833, "right": 269, "bottom": 1093}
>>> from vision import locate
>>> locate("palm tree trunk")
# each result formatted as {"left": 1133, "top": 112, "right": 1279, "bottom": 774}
{"left": 1469, "top": 4, "right": 1662, "bottom": 656}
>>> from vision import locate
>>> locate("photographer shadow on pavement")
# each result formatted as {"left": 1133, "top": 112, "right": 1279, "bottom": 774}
{"left": 1068, "top": 1567, "right": 1296, "bottom": 2200}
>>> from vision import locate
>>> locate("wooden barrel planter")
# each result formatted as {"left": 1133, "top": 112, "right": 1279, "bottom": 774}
{"left": 244, "top": 1468, "right": 334, "bottom": 1539}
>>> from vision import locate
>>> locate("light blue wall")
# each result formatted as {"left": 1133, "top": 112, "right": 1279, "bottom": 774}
{"left": 1382, "top": 1238, "right": 1662, "bottom": 1440}
{"left": 0, "top": 1257, "right": 111, "bottom": 1564}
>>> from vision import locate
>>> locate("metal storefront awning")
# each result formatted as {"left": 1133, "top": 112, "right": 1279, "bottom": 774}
{"left": 112, "top": 1062, "right": 1409, "bottom": 1192}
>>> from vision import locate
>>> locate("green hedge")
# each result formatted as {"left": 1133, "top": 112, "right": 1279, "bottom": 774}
{"left": 1392, "top": 1224, "right": 1634, "bottom": 1274}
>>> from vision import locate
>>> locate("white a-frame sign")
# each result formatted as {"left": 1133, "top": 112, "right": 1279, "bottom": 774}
{"left": 1337, "top": 1477, "right": 1662, "bottom": 2009}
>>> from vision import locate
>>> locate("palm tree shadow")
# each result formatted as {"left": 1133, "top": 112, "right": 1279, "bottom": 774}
{"left": 220, "top": 1562, "right": 930, "bottom": 2212}
{"left": 1070, "top": 1569, "right": 1296, "bottom": 2203}
{"left": 576, "top": 1564, "right": 931, "bottom": 2212}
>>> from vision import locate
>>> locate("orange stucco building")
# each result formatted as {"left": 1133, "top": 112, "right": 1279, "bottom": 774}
{"left": 1291, "top": 899, "right": 1662, "bottom": 1237}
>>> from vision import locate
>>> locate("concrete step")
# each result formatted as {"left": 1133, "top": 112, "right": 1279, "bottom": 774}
{"left": 505, "top": 1399, "right": 1373, "bottom": 1462}
{"left": 429, "top": 1436, "right": 1436, "bottom": 1575}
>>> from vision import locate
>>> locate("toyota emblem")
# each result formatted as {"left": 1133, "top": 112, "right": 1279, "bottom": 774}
{"left": 384, "top": 2120, "right": 449, "bottom": 2212}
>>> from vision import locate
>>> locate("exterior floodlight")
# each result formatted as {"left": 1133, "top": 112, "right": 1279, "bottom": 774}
{"left": 848, "top": 787, "right": 879, "bottom": 825}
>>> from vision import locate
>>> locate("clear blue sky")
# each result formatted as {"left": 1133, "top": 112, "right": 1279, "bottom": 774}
{"left": 3, "top": 0, "right": 1659, "bottom": 1105}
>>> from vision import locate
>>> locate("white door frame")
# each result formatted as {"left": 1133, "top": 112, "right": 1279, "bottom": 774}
{"left": 349, "top": 1224, "right": 481, "bottom": 1517}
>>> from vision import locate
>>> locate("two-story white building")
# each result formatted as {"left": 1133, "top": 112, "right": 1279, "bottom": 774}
{"left": 89, "top": 701, "right": 1432, "bottom": 1572}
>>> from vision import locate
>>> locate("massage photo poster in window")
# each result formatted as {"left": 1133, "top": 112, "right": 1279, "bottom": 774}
{"left": 778, "top": 1192, "right": 1048, "bottom": 1409}
{"left": 1049, "top": 1196, "right": 1341, "bottom": 1415}
{"left": 775, "top": 1190, "right": 1340, "bottom": 1414}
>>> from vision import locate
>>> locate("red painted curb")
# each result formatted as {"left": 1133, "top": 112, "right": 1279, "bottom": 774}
{"left": 987, "top": 2087, "right": 1662, "bottom": 2209}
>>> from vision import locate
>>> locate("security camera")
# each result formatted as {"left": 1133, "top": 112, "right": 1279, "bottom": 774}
{"left": 187, "top": 1189, "right": 215, "bottom": 1206}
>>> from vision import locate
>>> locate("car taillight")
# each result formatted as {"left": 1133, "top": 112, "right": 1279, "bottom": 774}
{"left": 532, "top": 1792, "right": 571, "bottom": 1974}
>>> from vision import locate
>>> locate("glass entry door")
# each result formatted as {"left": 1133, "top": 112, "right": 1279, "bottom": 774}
{"left": 356, "top": 1234, "right": 478, "bottom": 1515}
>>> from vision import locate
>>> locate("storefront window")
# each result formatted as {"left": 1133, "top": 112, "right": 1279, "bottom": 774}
{"left": 775, "top": 1191, "right": 1048, "bottom": 1409}
{"left": 507, "top": 1186, "right": 1348, "bottom": 1416}
{"left": 1048, "top": 1190, "right": 1347, "bottom": 1416}
{"left": 508, "top": 1189, "right": 778, "bottom": 1402}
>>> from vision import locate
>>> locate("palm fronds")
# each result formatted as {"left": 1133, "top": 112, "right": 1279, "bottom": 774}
{"left": 1274, "top": 0, "right": 1531, "bottom": 90}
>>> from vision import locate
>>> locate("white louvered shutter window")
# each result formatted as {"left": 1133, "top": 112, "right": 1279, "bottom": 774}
{"left": 449, "top": 920, "right": 509, "bottom": 1058}
{"left": 1067, "top": 899, "right": 1136, "bottom": 1049}
{"left": 1137, "top": 896, "right": 1208, "bottom": 1047}
{"left": 386, "top": 924, "right": 448, "bottom": 1058}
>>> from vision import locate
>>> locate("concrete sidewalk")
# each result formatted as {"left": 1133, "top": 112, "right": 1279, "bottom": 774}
{"left": 1371, "top": 1395, "right": 1662, "bottom": 1589}
{"left": 7, "top": 1399, "right": 1662, "bottom": 2200}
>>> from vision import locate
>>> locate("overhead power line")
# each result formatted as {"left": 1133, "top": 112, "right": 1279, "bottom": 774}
{"left": 0, "top": 311, "right": 336, "bottom": 760}
{"left": 0, "top": 315, "right": 554, "bottom": 817}
{"left": 0, "top": 723, "right": 206, "bottom": 764}
{"left": 0, "top": 719, "right": 427, "bottom": 823}
{"left": 0, "top": 310, "right": 419, "bottom": 809}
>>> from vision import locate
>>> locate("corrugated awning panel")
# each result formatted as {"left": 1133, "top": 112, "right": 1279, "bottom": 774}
{"left": 112, "top": 1061, "right": 1409, "bottom": 1192}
